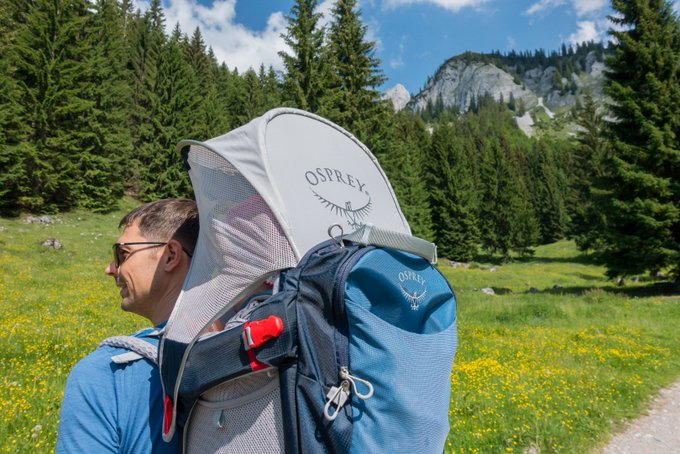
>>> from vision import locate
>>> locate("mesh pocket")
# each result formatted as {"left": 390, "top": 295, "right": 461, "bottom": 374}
{"left": 185, "top": 368, "right": 284, "bottom": 453}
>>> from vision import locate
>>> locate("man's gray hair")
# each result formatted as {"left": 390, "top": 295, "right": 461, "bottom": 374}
{"left": 120, "top": 199, "right": 199, "bottom": 255}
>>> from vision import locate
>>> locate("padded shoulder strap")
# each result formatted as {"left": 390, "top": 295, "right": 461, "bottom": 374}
{"left": 343, "top": 223, "right": 437, "bottom": 264}
{"left": 101, "top": 335, "right": 158, "bottom": 365}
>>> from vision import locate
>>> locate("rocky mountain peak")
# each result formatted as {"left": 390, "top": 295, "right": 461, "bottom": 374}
{"left": 404, "top": 43, "right": 608, "bottom": 127}
{"left": 382, "top": 83, "right": 411, "bottom": 111}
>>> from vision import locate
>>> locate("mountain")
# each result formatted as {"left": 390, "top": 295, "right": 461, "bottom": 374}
{"left": 391, "top": 42, "right": 609, "bottom": 136}
{"left": 382, "top": 83, "right": 411, "bottom": 111}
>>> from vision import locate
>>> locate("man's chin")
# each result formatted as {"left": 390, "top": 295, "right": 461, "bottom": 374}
{"left": 120, "top": 298, "right": 134, "bottom": 313}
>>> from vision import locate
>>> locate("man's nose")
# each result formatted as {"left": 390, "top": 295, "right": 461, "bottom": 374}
{"left": 105, "top": 261, "right": 117, "bottom": 276}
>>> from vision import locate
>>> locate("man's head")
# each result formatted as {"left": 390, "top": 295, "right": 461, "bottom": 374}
{"left": 105, "top": 199, "right": 199, "bottom": 325}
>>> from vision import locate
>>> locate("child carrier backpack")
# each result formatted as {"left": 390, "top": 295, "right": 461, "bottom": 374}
{"left": 158, "top": 108, "right": 458, "bottom": 453}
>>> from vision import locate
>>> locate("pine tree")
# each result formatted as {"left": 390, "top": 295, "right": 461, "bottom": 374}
{"left": 72, "top": 0, "right": 131, "bottom": 211}
{"left": 597, "top": 0, "right": 680, "bottom": 277}
{"left": 0, "top": 1, "right": 29, "bottom": 215}
{"left": 184, "top": 27, "right": 213, "bottom": 86}
{"left": 187, "top": 34, "right": 230, "bottom": 141}
{"left": 139, "top": 28, "right": 198, "bottom": 200}
{"left": 477, "top": 136, "right": 539, "bottom": 258}
{"left": 259, "top": 64, "right": 282, "bottom": 111}
{"left": 570, "top": 92, "right": 609, "bottom": 250}
{"left": 378, "top": 113, "right": 435, "bottom": 241}
{"left": 425, "top": 123, "right": 479, "bottom": 261}
{"left": 11, "top": 0, "right": 100, "bottom": 212}
{"left": 279, "top": 0, "right": 327, "bottom": 111}
{"left": 242, "top": 68, "right": 266, "bottom": 120}
{"left": 126, "top": 0, "right": 166, "bottom": 195}
{"left": 530, "top": 139, "right": 569, "bottom": 243}
{"left": 321, "top": 0, "right": 387, "bottom": 144}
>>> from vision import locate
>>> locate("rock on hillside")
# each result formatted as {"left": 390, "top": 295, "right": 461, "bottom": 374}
{"left": 382, "top": 83, "right": 411, "bottom": 111}
{"left": 411, "top": 59, "right": 537, "bottom": 113}
{"left": 407, "top": 47, "right": 607, "bottom": 116}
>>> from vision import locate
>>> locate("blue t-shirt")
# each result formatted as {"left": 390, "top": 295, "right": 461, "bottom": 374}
{"left": 56, "top": 328, "right": 179, "bottom": 453}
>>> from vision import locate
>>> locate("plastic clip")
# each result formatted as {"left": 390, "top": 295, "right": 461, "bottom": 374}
{"left": 242, "top": 316, "right": 284, "bottom": 351}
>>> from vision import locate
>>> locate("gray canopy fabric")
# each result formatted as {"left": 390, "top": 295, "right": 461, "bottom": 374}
{"left": 159, "top": 108, "right": 410, "bottom": 438}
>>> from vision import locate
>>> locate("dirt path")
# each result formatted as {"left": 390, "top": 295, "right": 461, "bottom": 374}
{"left": 600, "top": 379, "right": 680, "bottom": 453}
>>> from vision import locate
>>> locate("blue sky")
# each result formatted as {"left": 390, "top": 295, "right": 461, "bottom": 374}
{"left": 133, "top": 0, "right": 680, "bottom": 94}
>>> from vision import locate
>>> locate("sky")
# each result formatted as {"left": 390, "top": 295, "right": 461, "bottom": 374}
{"left": 132, "top": 0, "right": 680, "bottom": 94}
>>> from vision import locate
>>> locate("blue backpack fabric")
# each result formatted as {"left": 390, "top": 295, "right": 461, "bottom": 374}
{"left": 167, "top": 235, "right": 458, "bottom": 453}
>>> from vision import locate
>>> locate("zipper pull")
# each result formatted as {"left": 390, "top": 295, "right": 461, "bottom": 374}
{"left": 340, "top": 366, "right": 374, "bottom": 400}
{"left": 324, "top": 380, "right": 350, "bottom": 421}
{"left": 323, "top": 367, "right": 375, "bottom": 421}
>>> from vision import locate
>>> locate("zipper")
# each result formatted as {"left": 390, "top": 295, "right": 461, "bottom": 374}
{"left": 323, "top": 366, "right": 374, "bottom": 421}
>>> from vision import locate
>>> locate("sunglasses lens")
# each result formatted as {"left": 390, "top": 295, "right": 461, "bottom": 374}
{"left": 113, "top": 244, "right": 123, "bottom": 267}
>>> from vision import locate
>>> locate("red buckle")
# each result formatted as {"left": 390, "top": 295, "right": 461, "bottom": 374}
{"left": 163, "top": 395, "right": 173, "bottom": 437}
{"left": 242, "top": 316, "right": 284, "bottom": 351}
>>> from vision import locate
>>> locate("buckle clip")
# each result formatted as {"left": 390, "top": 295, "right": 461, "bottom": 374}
{"left": 242, "top": 316, "right": 284, "bottom": 351}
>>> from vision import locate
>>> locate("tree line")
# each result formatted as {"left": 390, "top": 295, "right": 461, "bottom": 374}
{"left": 0, "top": 0, "right": 678, "bottom": 280}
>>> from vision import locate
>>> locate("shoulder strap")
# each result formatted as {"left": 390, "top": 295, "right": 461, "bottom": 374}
{"left": 100, "top": 335, "right": 158, "bottom": 365}
{"left": 343, "top": 223, "right": 437, "bottom": 264}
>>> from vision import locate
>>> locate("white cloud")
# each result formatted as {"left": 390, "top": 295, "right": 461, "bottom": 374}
{"left": 572, "top": 0, "right": 608, "bottom": 17}
{"left": 525, "top": 0, "right": 607, "bottom": 17}
{"left": 133, "top": 0, "right": 289, "bottom": 73}
{"left": 390, "top": 56, "right": 405, "bottom": 69}
{"left": 383, "top": 0, "right": 491, "bottom": 13}
{"left": 567, "top": 20, "right": 599, "bottom": 44}
{"left": 506, "top": 36, "right": 516, "bottom": 51}
{"left": 389, "top": 38, "right": 407, "bottom": 69}
{"left": 317, "top": 0, "right": 336, "bottom": 27}
{"left": 525, "top": 0, "right": 565, "bottom": 16}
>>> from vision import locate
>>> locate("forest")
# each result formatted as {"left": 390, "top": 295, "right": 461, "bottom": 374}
{"left": 0, "top": 0, "right": 678, "bottom": 280}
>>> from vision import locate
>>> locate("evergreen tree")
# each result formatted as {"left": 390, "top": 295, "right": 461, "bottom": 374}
{"left": 184, "top": 27, "right": 214, "bottom": 86}
{"left": 259, "top": 64, "right": 282, "bottom": 111}
{"left": 477, "top": 136, "right": 539, "bottom": 258}
{"left": 126, "top": 0, "right": 166, "bottom": 194}
{"left": 530, "top": 139, "right": 569, "bottom": 243}
{"left": 425, "top": 123, "right": 479, "bottom": 261}
{"left": 186, "top": 34, "right": 230, "bottom": 141}
{"left": 140, "top": 28, "right": 198, "bottom": 200}
{"left": 73, "top": 0, "right": 131, "bottom": 211}
{"left": 0, "top": 1, "right": 29, "bottom": 215}
{"left": 597, "top": 0, "right": 680, "bottom": 277}
{"left": 279, "top": 0, "right": 327, "bottom": 111}
{"left": 223, "top": 67, "right": 250, "bottom": 128}
{"left": 242, "top": 68, "right": 266, "bottom": 120}
{"left": 570, "top": 92, "right": 609, "bottom": 250}
{"left": 321, "top": 0, "right": 387, "bottom": 144}
{"left": 378, "top": 113, "right": 435, "bottom": 241}
{"left": 11, "top": 0, "right": 104, "bottom": 211}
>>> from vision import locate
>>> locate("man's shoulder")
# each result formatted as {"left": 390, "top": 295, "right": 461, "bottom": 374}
{"left": 70, "top": 328, "right": 160, "bottom": 379}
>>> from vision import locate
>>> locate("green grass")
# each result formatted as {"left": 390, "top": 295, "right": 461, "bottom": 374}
{"left": 1, "top": 204, "right": 679, "bottom": 452}
{"left": 0, "top": 199, "right": 144, "bottom": 452}
{"left": 442, "top": 242, "right": 680, "bottom": 453}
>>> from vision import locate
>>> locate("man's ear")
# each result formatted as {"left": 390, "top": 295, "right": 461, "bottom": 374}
{"left": 163, "top": 239, "right": 185, "bottom": 272}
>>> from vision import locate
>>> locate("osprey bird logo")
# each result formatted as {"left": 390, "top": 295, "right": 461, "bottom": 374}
{"left": 398, "top": 270, "right": 427, "bottom": 310}
{"left": 400, "top": 285, "right": 428, "bottom": 310}
{"left": 311, "top": 190, "right": 372, "bottom": 230}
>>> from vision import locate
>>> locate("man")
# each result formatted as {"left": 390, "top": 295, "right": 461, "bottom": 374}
{"left": 56, "top": 198, "right": 198, "bottom": 453}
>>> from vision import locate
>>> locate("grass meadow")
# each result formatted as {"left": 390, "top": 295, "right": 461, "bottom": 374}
{"left": 1, "top": 202, "right": 679, "bottom": 453}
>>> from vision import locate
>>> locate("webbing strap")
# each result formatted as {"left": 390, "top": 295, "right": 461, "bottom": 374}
{"left": 101, "top": 335, "right": 158, "bottom": 365}
{"left": 343, "top": 223, "right": 438, "bottom": 264}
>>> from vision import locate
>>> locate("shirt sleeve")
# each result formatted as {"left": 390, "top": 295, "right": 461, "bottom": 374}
{"left": 55, "top": 348, "right": 120, "bottom": 453}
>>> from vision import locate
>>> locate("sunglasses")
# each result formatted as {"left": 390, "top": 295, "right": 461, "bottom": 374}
{"left": 112, "top": 242, "right": 195, "bottom": 268}
{"left": 112, "top": 242, "right": 167, "bottom": 268}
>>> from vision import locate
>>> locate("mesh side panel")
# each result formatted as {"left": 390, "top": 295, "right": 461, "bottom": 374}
{"left": 166, "top": 145, "right": 297, "bottom": 344}
{"left": 186, "top": 370, "right": 284, "bottom": 453}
